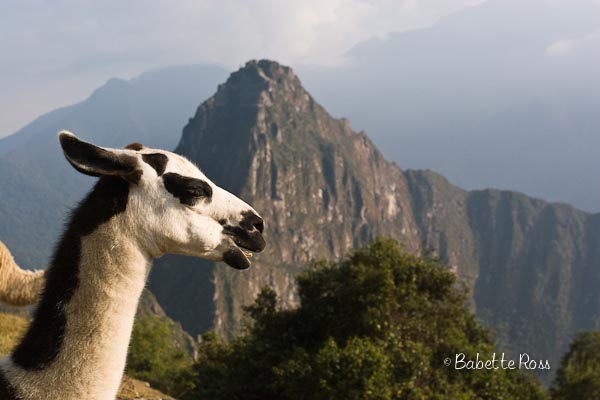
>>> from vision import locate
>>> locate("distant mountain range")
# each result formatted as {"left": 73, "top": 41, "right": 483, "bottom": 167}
{"left": 4, "top": 2, "right": 599, "bottom": 214}
{"left": 299, "top": 0, "right": 600, "bottom": 212}
{"left": 148, "top": 60, "right": 599, "bottom": 384}
{"left": 0, "top": 58, "right": 598, "bottom": 384}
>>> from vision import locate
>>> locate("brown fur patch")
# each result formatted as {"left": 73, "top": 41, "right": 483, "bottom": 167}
{"left": 125, "top": 142, "right": 145, "bottom": 151}
{"left": 0, "top": 241, "right": 45, "bottom": 306}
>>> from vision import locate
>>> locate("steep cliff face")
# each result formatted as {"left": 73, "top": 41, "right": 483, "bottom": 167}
{"left": 404, "top": 170, "right": 479, "bottom": 285}
{"left": 149, "top": 60, "right": 600, "bottom": 376}
{"left": 402, "top": 169, "right": 600, "bottom": 378}
{"left": 177, "top": 60, "right": 421, "bottom": 262}
{"left": 151, "top": 60, "right": 422, "bottom": 336}
{"left": 467, "top": 190, "right": 600, "bottom": 364}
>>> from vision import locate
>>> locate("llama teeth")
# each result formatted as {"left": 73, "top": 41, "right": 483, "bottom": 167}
{"left": 243, "top": 251, "right": 253, "bottom": 258}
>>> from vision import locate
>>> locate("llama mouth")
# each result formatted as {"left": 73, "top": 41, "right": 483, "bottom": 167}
{"left": 237, "top": 243, "right": 257, "bottom": 258}
{"left": 237, "top": 244, "right": 257, "bottom": 260}
{"left": 222, "top": 233, "right": 264, "bottom": 269}
{"left": 223, "top": 245, "right": 255, "bottom": 270}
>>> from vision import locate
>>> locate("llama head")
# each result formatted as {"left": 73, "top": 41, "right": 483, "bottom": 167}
{"left": 58, "top": 131, "right": 265, "bottom": 270}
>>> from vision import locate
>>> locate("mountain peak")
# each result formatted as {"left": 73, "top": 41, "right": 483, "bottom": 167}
{"left": 176, "top": 61, "right": 319, "bottom": 199}
{"left": 175, "top": 58, "right": 419, "bottom": 264}
{"left": 233, "top": 59, "right": 304, "bottom": 92}
{"left": 165, "top": 59, "right": 424, "bottom": 336}
{"left": 241, "top": 59, "right": 296, "bottom": 82}
{"left": 208, "top": 60, "right": 309, "bottom": 110}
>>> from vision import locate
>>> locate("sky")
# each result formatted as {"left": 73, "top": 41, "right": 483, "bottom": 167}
{"left": 0, "top": 0, "right": 483, "bottom": 138}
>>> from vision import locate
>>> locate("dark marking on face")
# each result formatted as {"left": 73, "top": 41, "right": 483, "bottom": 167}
{"left": 218, "top": 219, "right": 227, "bottom": 226}
{"left": 142, "top": 153, "right": 168, "bottom": 176}
{"left": 223, "top": 248, "right": 251, "bottom": 270}
{"left": 222, "top": 211, "right": 266, "bottom": 253}
{"left": 11, "top": 176, "right": 130, "bottom": 371}
{"left": 0, "top": 370, "right": 20, "bottom": 400}
{"left": 125, "top": 142, "right": 145, "bottom": 150}
{"left": 162, "top": 172, "right": 212, "bottom": 206}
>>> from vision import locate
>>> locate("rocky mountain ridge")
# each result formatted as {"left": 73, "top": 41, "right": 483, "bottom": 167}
{"left": 0, "top": 58, "right": 596, "bottom": 383}
{"left": 148, "top": 60, "right": 600, "bottom": 381}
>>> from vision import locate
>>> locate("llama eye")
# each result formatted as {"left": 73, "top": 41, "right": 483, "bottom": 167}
{"left": 162, "top": 172, "right": 212, "bottom": 206}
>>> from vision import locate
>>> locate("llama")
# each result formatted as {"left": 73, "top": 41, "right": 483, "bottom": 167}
{"left": 0, "top": 131, "right": 265, "bottom": 400}
{"left": 0, "top": 241, "right": 45, "bottom": 306}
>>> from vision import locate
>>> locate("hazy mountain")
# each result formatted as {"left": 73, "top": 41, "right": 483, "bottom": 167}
{"left": 299, "top": 0, "right": 600, "bottom": 212}
{"left": 1, "top": 57, "right": 598, "bottom": 383}
{"left": 148, "top": 60, "right": 600, "bottom": 383}
{"left": 150, "top": 60, "right": 423, "bottom": 338}
{"left": 0, "top": 65, "right": 227, "bottom": 267}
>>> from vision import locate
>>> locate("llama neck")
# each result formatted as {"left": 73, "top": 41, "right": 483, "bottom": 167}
{"left": 2, "top": 177, "right": 151, "bottom": 400}
{"left": 70, "top": 226, "right": 149, "bottom": 397}
{"left": 7, "top": 224, "right": 149, "bottom": 400}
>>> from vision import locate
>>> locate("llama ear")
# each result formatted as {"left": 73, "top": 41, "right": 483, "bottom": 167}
{"left": 58, "top": 131, "right": 142, "bottom": 184}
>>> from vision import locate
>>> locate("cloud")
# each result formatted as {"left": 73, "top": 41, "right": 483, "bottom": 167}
{"left": 546, "top": 39, "right": 579, "bottom": 56}
{"left": 0, "top": 0, "right": 482, "bottom": 137}
{"left": 1, "top": 0, "right": 484, "bottom": 70}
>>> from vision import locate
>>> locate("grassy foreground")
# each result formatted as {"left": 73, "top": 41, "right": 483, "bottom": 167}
{"left": 0, "top": 313, "right": 173, "bottom": 400}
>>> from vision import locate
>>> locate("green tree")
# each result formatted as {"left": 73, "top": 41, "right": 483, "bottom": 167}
{"left": 186, "top": 238, "right": 546, "bottom": 399}
{"left": 551, "top": 331, "right": 600, "bottom": 399}
{"left": 126, "top": 316, "right": 195, "bottom": 397}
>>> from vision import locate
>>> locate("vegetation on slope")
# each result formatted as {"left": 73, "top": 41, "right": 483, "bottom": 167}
{"left": 125, "top": 290, "right": 197, "bottom": 397}
{"left": 127, "top": 315, "right": 195, "bottom": 397}
{"left": 183, "top": 239, "right": 548, "bottom": 400}
{"left": 551, "top": 332, "right": 600, "bottom": 399}
{"left": 2, "top": 238, "right": 599, "bottom": 399}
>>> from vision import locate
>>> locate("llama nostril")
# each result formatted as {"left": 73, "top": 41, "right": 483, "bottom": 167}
{"left": 239, "top": 211, "right": 264, "bottom": 234}
{"left": 254, "top": 219, "right": 264, "bottom": 233}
